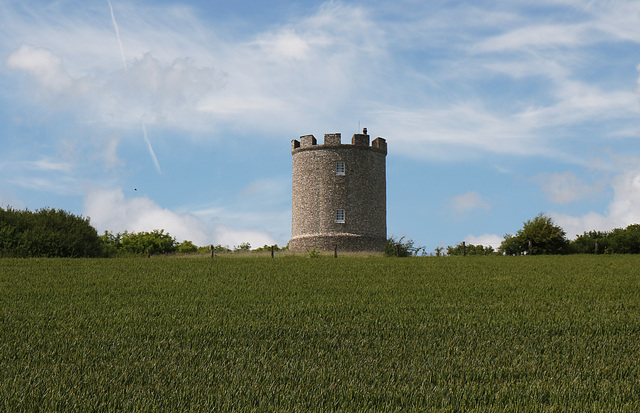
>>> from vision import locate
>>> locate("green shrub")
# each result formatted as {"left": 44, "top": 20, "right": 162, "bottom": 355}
{"left": 0, "top": 207, "right": 102, "bottom": 257}
{"left": 177, "top": 240, "right": 198, "bottom": 253}
{"left": 385, "top": 236, "right": 419, "bottom": 257}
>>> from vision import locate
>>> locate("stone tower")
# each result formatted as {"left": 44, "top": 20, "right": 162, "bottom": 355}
{"left": 289, "top": 130, "right": 387, "bottom": 252}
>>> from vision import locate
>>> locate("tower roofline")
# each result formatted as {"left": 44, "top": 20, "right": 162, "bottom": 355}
{"left": 291, "top": 132, "right": 387, "bottom": 155}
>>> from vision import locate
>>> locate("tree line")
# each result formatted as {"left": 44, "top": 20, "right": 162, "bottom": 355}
{"left": 0, "top": 206, "right": 287, "bottom": 258}
{"left": 4, "top": 206, "right": 640, "bottom": 258}
{"left": 390, "top": 213, "right": 640, "bottom": 256}
{"left": 448, "top": 213, "right": 640, "bottom": 256}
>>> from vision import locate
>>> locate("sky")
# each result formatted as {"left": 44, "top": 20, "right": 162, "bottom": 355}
{"left": 1, "top": 0, "right": 639, "bottom": 252}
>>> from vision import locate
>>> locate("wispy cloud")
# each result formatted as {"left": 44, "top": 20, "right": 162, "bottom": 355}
{"left": 535, "top": 171, "right": 604, "bottom": 204}
{"left": 4, "top": 0, "right": 639, "bottom": 162}
{"left": 7, "top": 45, "right": 72, "bottom": 92}
{"left": 552, "top": 161, "right": 640, "bottom": 238}
{"left": 450, "top": 192, "right": 491, "bottom": 215}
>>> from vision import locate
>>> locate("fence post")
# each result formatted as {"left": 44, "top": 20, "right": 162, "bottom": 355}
{"left": 462, "top": 241, "right": 466, "bottom": 257}
{"left": 211, "top": 245, "right": 214, "bottom": 259}
{"left": 271, "top": 245, "right": 275, "bottom": 258}
{"left": 334, "top": 245, "right": 338, "bottom": 258}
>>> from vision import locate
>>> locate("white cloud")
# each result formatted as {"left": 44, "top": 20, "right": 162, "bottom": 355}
{"left": 535, "top": 171, "right": 603, "bottom": 204}
{"left": 7, "top": 45, "right": 72, "bottom": 92}
{"left": 7, "top": 46, "right": 223, "bottom": 128}
{"left": 552, "top": 164, "right": 640, "bottom": 238}
{"left": 196, "top": 2, "right": 386, "bottom": 134}
{"left": 191, "top": 177, "right": 291, "bottom": 246}
{"left": 84, "top": 187, "right": 211, "bottom": 244}
{"left": 107, "top": 53, "right": 223, "bottom": 124}
{"left": 214, "top": 226, "right": 276, "bottom": 250}
{"left": 84, "top": 187, "right": 280, "bottom": 248}
{"left": 449, "top": 191, "right": 490, "bottom": 214}
{"left": 253, "top": 30, "right": 312, "bottom": 60}
{"left": 4, "top": 0, "right": 639, "bottom": 164}
{"left": 19, "top": 159, "right": 73, "bottom": 173}
{"left": 464, "top": 233, "right": 503, "bottom": 250}
{"left": 474, "top": 23, "right": 591, "bottom": 53}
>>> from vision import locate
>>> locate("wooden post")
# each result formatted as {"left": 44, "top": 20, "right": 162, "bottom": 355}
{"left": 271, "top": 245, "right": 275, "bottom": 258}
{"left": 462, "top": 241, "right": 466, "bottom": 257}
{"left": 334, "top": 245, "right": 338, "bottom": 258}
{"left": 147, "top": 248, "right": 151, "bottom": 259}
{"left": 211, "top": 245, "right": 214, "bottom": 259}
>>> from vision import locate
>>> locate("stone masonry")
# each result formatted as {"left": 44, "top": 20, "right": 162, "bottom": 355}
{"left": 290, "top": 131, "right": 387, "bottom": 252}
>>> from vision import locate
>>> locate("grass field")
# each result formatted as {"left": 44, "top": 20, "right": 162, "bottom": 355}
{"left": 1, "top": 256, "right": 639, "bottom": 411}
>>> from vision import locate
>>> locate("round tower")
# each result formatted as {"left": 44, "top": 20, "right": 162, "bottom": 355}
{"left": 290, "top": 130, "right": 387, "bottom": 252}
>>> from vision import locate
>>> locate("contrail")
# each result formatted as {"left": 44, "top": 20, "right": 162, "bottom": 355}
{"left": 142, "top": 123, "right": 162, "bottom": 174}
{"left": 107, "top": 0, "right": 162, "bottom": 174}
{"left": 107, "top": 0, "right": 127, "bottom": 73}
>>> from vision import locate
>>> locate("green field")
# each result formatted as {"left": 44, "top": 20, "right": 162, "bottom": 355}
{"left": 2, "top": 256, "right": 639, "bottom": 411}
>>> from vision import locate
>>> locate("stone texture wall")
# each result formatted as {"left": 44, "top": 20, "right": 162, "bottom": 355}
{"left": 290, "top": 132, "right": 387, "bottom": 252}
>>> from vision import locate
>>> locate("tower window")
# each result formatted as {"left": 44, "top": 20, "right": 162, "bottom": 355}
{"left": 336, "top": 161, "right": 345, "bottom": 175}
{"left": 336, "top": 209, "right": 345, "bottom": 223}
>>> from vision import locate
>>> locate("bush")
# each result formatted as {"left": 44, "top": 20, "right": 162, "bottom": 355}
{"left": 498, "top": 234, "right": 522, "bottom": 256}
{"left": 119, "top": 230, "right": 177, "bottom": 255}
{"left": 447, "top": 243, "right": 494, "bottom": 256}
{"left": 253, "top": 244, "right": 287, "bottom": 252}
{"left": 499, "top": 213, "right": 569, "bottom": 255}
{"left": 177, "top": 240, "right": 198, "bottom": 254}
{"left": 0, "top": 207, "right": 103, "bottom": 257}
{"left": 385, "top": 236, "right": 420, "bottom": 257}
{"left": 234, "top": 242, "right": 251, "bottom": 252}
{"left": 571, "top": 231, "right": 610, "bottom": 254}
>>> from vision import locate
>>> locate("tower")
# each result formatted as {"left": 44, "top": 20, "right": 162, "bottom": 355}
{"left": 290, "top": 130, "right": 387, "bottom": 252}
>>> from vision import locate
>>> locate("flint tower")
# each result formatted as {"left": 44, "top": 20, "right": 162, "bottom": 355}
{"left": 290, "top": 130, "right": 387, "bottom": 252}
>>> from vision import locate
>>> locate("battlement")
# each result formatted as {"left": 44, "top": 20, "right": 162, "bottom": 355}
{"left": 291, "top": 130, "right": 387, "bottom": 154}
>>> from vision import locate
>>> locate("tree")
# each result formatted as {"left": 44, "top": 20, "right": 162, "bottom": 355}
{"left": 571, "top": 231, "right": 610, "bottom": 254}
{"left": 196, "top": 244, "right": 232, "bottom": 254}
{"left": 498, "top": 234, "right": 522, "bottom": 256}
{"left": 119, "top": 229, "right": 177, "bottom": 255}
{"left": 234, "top": 242, "right": 251, "bottom": 252}
{"left": 499, "top": 213, "right": 569, "bottom": 255}
{"left": 608, "top": 224, "right": 640, "bottom": 254}
{"left": 447, "top": 242, "right": 494, "bottom": 256}
{"left": 99, "top": 231, "right": 121, "bottom": 257}
{"left": 253, "top": 244, "right": 286, "bottom": 252}
{"left": 0, "top": 207, "right": 103, "bottom": 257}
{"left": 176, "top": 240, "right": 198, "bottom": 253}
{"left": 385, "top": 236, "right": 420, "bottom": 257}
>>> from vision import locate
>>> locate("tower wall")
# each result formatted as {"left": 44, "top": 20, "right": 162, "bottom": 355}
{"left": 290, "top": 132, "right": 387, "bottom": 252}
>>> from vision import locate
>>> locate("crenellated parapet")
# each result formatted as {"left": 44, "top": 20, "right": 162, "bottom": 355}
{"left": 291, "top": 132, "right": 387, "bottom": 155}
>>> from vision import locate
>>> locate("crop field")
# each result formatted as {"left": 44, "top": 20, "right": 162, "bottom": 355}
{"left": 1, "top": 256, "right": 640, "bottom": 411}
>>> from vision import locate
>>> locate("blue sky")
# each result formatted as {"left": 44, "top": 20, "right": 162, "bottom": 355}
{"left": 1, "top": 0, "right": 639, "bottom": 252}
